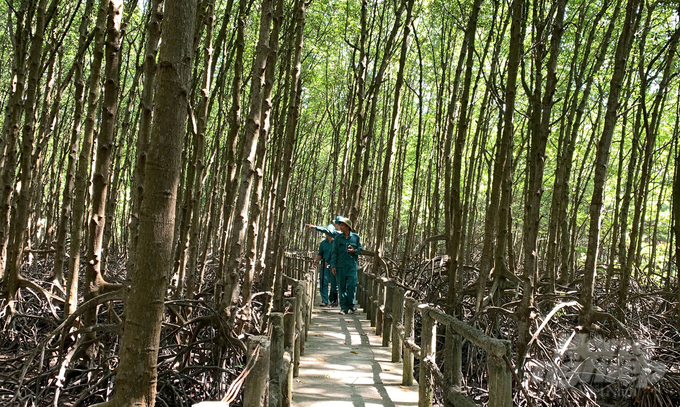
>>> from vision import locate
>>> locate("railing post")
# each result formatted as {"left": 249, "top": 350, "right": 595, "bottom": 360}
{"left": 403, "top": 297, "right": 415, "bottom": 385}
{"left": 356, "top": 269, "right": 363, "bottom": 308}
{"left": 243, "top": 336, "right": 270, "bottom": 407}
{"left": 444, "top": 327, "right": 463, "bottom": 406}
{"left": 310, "top": 258, "right": 317, "bottom": 309}
{"left": 382, "top": 280, "right": 394, "bottom": 347}
{"left": 269, "top": 313, "right": 285, "bottom": 407}
{"left": 300, "top": 257, "right": 305, "bottom": 281}
{"left": 361, "top": 269, "right": 367, "bottom": 309}
{"left": 392, "top": 286, "right": 405, "bottom": 363}
{"left": 371, "top": 276, "right": 379, "bottom": 327}
{"left": 375, "top": 279, "right": 384, "bottom": 336}
{"left": 305, "top": 272, "right": 313, "bottom": 339}
{"left": 365, "top": 274, "right": 374, "bottom": 320}
{"left": 293, "top": 284, "right": 304, "bottom": 377}
{"left": 282, "top": 298, "right": 297, "bottom": 407}
{"left": 488, "top": 342, "right": 512, "bottom": 407}
{"left": 299, "top": 281, "right": 309, "bottom": 355}
{"left": 419, "top": 309, "right": 435, "bottom": 407}
{"left": 361, "top": 270, "right": 367, "bottom": 309}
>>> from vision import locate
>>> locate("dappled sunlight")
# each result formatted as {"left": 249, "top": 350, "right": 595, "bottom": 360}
{"left": 294, "top": 305, "right": 420, "bottom": 406}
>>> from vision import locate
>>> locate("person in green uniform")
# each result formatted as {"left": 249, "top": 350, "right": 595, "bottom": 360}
{"left": 307, "top": 216, "right": 362, "bottom": 314}
{"left": 331, "top": 216, "right": 362, "bottom": 314}
{"left": 312, "top": 225, "right": 336, "bottom": 307}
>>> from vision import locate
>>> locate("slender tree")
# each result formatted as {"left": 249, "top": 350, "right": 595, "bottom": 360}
{"left": 92, "top": 0, "right": 197, "bottom": 405}
{"left": 673, "top": 122, "right": 680, "bottom": 330}
{"left": 127, "top": 0, "right": 164, "bottom": 279}
{"left": 0, "top": 0, "right": 32, "bottom": 283}
{"left": 618, "top": 21, "right": 680, "bottom": 319}
{"left": 53, "top": 0, "right": 95, "bottom": 295}
{"left": 579, "top": 0, "right": 642, "bottom": 335}
{"left": 3, "top": 0, "right": 54, "bottom": 313}
{"left": 374, "top": 0, "right": 415, "bottom": 271}
{"left": 516, "top": 0, "right": 567, "bottom": 371}
{"left": 65, "top": 0, "right": 109, "bottom": 315}
{"left": 222, "top": 0, "right": 274, "bottom": 323}
{"left": 269, "top": 0, "right": 308, "bottom": 314}
{"left": 84, "top": 0, "right": 125, "bottom": 314}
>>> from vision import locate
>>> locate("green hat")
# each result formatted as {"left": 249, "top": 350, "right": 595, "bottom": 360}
{"left": 333, "top": 216, "right": 353, "bottom": 231}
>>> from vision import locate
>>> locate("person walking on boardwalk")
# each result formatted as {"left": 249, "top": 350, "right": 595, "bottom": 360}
{"left": 330, "top": 216, "right": 362, "bottom": 314}
{"left": 306, "top": 216, "right": 362, "bottom": 314}
{"left": 312, "top": 224, "right": 337, "bottom": 307}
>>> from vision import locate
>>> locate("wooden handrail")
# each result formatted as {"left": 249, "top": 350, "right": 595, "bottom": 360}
{"left": 262, "top": 253, "right": 512, "bottom": 407}
{"left": 358, "top": 268, "right": 513, "bottom": 407}
{"left": 224, "top": 253, "right": 314, "bottom": 407}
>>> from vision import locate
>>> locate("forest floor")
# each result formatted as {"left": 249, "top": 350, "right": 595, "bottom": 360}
{"left": 1, "top": 253, "right": 680, "bottom": 406}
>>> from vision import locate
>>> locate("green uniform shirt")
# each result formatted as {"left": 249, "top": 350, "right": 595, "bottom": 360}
{"left": 318, "top": 239, "right": 333, "bottom": 266}
{"left": 330, "top": 232, "right": 362, "bottom": 271}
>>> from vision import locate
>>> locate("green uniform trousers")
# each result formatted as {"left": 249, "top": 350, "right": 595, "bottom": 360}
{"left": 336, "top": 267, "right": 357, "bottom": 312}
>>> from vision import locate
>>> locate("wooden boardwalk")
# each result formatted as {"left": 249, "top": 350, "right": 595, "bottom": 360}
{"left": 292, "top": 301, "right": 419, "bottom": 407}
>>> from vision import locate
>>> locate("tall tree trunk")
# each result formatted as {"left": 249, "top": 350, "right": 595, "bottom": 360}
{"left": 268, "top": 0, "right": 308, "bottom": 315}
{"left": 348, "top": 0, "right": 406, "bottom": 226}
{"left": 444, "top": 0, "right": 483, "bottom": 310}
{"left": 65, "top": 0, "right": 109, "bottom": 316}
{"left": 579, "top": 0, "right": 642, "bottom": 335}
{"left": 475, "top": 0, "right": 509, "bottom": 312}
{"left": 0, "top": 0, "right": 31, "bottom": 283}
{"left": 556, "top": 0, "right": 622, "bottom": 286}
{"left": 673, "top": 119, "right": 680, "bottom": 330}
{"left": 127, "top": 0, "right": 163, "bottom": 280}
{"left": 170, "top": 4, "right": 214, "bottom": 297}
{"left": 240, "top": 0, "right": 283, "bottom": 329}
{"left": 184, "top": 0, "right": 216, "bottom": 300}
{"left": 84, "top": 0, "right": 124, "bottom": 320}
{"left": 374, "top": 0, "right": 414, "bottom": 272}
{"left": 650, "top": 137, "right": 673, "bottom": 276}
{"left": 102, "top": 68, "right": 141, "bottom": 273}
{"left": 516, "top": 0, "right": 567, "bottom": 372}
{"left": 400, "top": 22, "right": 425, "bottom": 273}
{"left": 92, "top": 1, "right": 197, "bottom": 405}
{"left": 3, "top": 0, "right": 51, "bottom": 312}
{"left": 53, "top": 0, "right": 95, "bottom": 296}
{"left": 222, "top": 0, "right": 274, "bottom": 322}
{"left": 337, "top": 0, "right": 365, "bottom": 217}
{"left": 214, "top": 0, "right": 246, "bottom": 304}
{"left": 493, "top": 0, "right": 525, "bottom": 309}
{"left": 618, "top": 23, "right": 679, "bottom": 319}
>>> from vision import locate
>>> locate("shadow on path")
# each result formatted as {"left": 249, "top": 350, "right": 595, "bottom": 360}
{"left": 292, "top": 298, "right": 419, "bottom": 407}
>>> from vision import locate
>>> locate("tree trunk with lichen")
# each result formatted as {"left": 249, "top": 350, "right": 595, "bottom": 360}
{"left": 53, "top": 0, "right": 95, "bottom": 294}
{"left": 579, "top": 0, "right": 642, "bottom": 335}
{"left": 127, "top": 0, "right": 163, "bottom": 283}
{"left": 267, "top": 0, "right": 308, "bottom": 316}
{"left": 65, "top": 0, "right": 109, "bottom": 317}
{"left": 3, "top": 0, "right": 50, "bottom": 312}
{"left": 91, "top": 1, "right": 197, "bottom": 405}
{"left": 222, "top": 0, "right": 274, "bottom": 324}
{"left": 83, "top": 0, "right": 124, "bottom": 337}
{"left": 0, "top": 0, "right": 31, "bottom": 286}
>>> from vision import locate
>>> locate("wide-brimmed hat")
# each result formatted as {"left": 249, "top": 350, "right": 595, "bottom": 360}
{"left": 333, "top": 216, "right": 353, "bottom": 231}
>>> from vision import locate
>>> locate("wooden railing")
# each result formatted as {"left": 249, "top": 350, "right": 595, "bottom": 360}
{"left": 195, "top": 253, "right": 315, "bottom": 407}
{"left": 358, "top": 268, "right": 513, "bottom": 407}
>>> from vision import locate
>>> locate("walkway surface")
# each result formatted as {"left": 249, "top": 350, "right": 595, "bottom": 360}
{"left": 292, "top": 298, "right": 419, "bottom": 407}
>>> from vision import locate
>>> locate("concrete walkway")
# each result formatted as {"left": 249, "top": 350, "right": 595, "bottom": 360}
{"left": 292, "top": 299, "right": 419, "bottom": 407}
